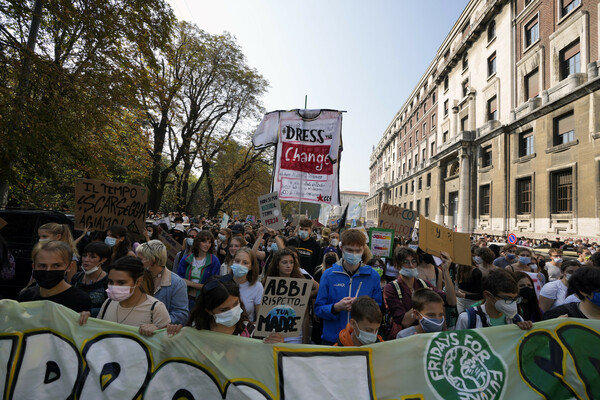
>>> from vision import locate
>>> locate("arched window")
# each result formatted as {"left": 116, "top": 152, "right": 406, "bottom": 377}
{"left": 449, "top": 161, "right": 460, "bottom": 177}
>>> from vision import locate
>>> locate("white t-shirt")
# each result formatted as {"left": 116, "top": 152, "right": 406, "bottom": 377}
{"left": 239, "top": 281, "right": 264, "bottom": 322}
{"left": 539, "top": 280, "right": 568, "bottom": 309}
{"left": 190, "top": 257, "right": 206, "bottom": 283}
{"left": 546, "top": 263, "right": 562, "bottom": 281}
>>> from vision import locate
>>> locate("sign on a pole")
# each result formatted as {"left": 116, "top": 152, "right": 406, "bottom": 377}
{"left": 258, "top": 192, "right": 285, "bottom": 230}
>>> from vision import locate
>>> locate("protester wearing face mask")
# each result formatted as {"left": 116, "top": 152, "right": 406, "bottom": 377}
{"left": 546, "top": 248, "right": 564, "bottom": 281}
{"left": 79, "top": 256, "right": 170, "bottom": 336}
{"left": 19, "top": 241, "right": 91, "bottom": 313}
{"left": 315, "top": 229, "right": 382, "bottom": 345}
{"left": 473, "top": 247, "right": 498, "bottom": 278}
{"left": 229, "top": 248, "right": 263, "bottom": 323}
{"left": 71, "top": 242, "right": 111, "bottom": 317}
{"left": 514, "top": 272, "right": 542, "bottom": 322}
{"left": 172, "top": 228, "right": 199, "bottom": 272}
{"left": 577, "top": 247, "right": 593, "bottom": 266}
{"left": 542, "top": 267, "right": 600, "bottom": 320}
{"left": 166, "top": 275, "right": 283, "bottom": 342}
{"left": 137, "top": 240, "right": 189, "bottom": 325}
{"left": 383, "top": 247, "right": 455, "bottom": 339}
{"left": 397, "top": 289, "right": 446, "bottom": 338}
{"left": 105, "top": 225, "right": 136, "bottom": 264}
{"left": 506, "top": 247, "right": 545, "bottom": 297}
{"left": 335, "top": 296, "right": 384, "bottom": 346}
{"left": 539, "top": 260, "right": 581, "bottom": 312}
{"left": 287, "top": 219, "right": 322, "bottom": 276}
{"left": 455, "top": 268, "right": 533, "bottom": 330}
{"left": 493, "top": 244, "right": 518, "bottom": 268}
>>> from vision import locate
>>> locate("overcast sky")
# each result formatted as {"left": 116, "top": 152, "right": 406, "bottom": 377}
{"left": 168, "top": 0, "right": 470, "bottom": 193}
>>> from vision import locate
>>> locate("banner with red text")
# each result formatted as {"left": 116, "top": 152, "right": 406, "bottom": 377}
{"left": 253, "top": 109, "right": 342, "bottom": 205}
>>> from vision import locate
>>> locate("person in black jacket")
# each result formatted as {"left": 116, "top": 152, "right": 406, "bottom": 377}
{"left": 286, "top": 218, "right": 322, "bottom": 276}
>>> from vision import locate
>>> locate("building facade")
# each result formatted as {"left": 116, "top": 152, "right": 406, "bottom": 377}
{"left": 340, "top": 190, "right": 368, "bottom": 221}
{"left": 368, "top": 0, "right": 600, "bottom": 239}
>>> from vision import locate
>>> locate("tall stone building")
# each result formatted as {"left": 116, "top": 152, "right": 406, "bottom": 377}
{"left": 367, "top": 0, "right": 600, "bottom": 239}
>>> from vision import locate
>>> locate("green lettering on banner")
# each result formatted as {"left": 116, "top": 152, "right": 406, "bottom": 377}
{"left": 1, "top": 301, "right": 600, "bottom": 399}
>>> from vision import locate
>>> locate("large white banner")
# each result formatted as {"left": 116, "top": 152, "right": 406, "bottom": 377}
{"left": 253, "top": 109, "right": 342, "bottom": 205}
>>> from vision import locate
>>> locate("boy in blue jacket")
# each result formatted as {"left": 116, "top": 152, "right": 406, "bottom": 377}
{"left": 315, "top": 229, "right": 382, "bottom": 345}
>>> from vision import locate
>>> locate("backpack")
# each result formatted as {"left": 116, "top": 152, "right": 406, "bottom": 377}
{"left": 466, "top": 305, "right": 523, "bottom": 328}
{"left": 384, "top": 278, "right": 428, "bottom": 339}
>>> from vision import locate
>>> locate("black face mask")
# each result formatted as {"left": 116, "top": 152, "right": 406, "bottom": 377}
{"left": 325, "top": 255, "right": 337, "bottom": 265}
{"left": 33, "top": 270, "right": 66, "bottom": 289}
{"left": 519, "top": 287, "right": 536, "bottom": 302}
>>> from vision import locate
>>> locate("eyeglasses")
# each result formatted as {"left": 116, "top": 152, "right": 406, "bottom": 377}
{"left": 203, "top": 274, "right": 233, "bottom": 291}
{"left": 494, "top": 295, "right": 522, "bottom": 304}
{"left": 401, "top": 259, "right": 418, "bottom": 266}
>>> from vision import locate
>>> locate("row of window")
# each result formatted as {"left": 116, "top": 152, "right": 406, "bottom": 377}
{"left": 394, "top": 173, "right": 432, "bottom": 198}
{"left": 479, "top": 168, "right": 573, "bottom": 216}
{"left": 480, "top": 110, "right": 576, "bottom": 168}
{"left": 398, "top": 198, "right": 431, "bottom": 218}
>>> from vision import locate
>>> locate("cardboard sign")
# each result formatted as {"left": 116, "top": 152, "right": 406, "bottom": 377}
{"left": 258, "top": 192, "right": 285, "bottom": 230}
{"left": 418, "top": 216, "right": 472, "bottom": 266}
{"left": 75, "top": 179, "right": 148, "bottom": 235}
{"left": 378, "top": 203, "right": 417, "bottom": 237}
{"left": 157, "top": 226, "right": 182, "bottom": 269}
{"left": 255, "top": 277, "right": 313, "bottom": 338}
{"left": 0, "top": 217, "right": 6, "bottom": 231}
{"left": 220, "top": 213, "right": 230, "bottom": 229}
{"left": 369, "top": 228, "right": 394, "bottom": 258}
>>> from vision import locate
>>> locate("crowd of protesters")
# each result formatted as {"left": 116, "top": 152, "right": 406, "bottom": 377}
{"left": 3, "top": 211, "right": 600, "bottom": 346}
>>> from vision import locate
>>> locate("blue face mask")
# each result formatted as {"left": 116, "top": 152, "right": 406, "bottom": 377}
{"left": 587, "top": 292, "right": 600, "bottom": 307}
{"left": 104, "top": 236, "right": 117, "bottom": 247}
{"left": 506, "top": 253, "right": 516, "bottom": 260}
{"left": 231, "top": 263, "right": 249, "bottom": 278}
{"left": 473, "top": 256, "right": 483, "bottom": 265}
{"left": 298, "top": 230, "right": 309, "bottom": 240}
{"left": 344, "top": 251, "right": 362, "bottom": 266}
{"left": 271, "top": 243, "right": 278, "bottom": 252}
{"left": 420, "top": 316, "right": 445, "bottom": 333}
{"left": 186, "top": 238, "right": 194, "bottom": 247}
{"left": 519, "top": 256, "right": 531, "bottom": 265}
{"left": 400, "top": 267, "right": 419, "bottom": 278}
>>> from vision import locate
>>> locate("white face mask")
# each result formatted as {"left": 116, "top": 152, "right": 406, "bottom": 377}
{"left": 354, "top": 325, "right": 378, "bottom": 344}
{"left": 494, "top": 300, "right": 518, "bottom": 319}
{"left": 84, "top": 266, "right": 99, "bottom": 275}
{"left": 214, "top": 304, "right": 243, "bottom": 327}
{"left": 330, "top": 239, "right": 339, "bottom": 247}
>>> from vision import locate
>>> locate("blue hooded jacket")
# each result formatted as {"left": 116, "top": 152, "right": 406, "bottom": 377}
{"left": 315, "top": 262, "right": 382, "bottom": 343}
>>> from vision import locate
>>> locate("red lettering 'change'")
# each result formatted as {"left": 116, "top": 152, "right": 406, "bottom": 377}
{"left": 280, "top": 142, "right": 333, "bottom": 174}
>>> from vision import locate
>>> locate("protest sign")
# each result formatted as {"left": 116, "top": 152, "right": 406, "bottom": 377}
{"left": 2, "top": 300, "right": 599, "bottom": 400}
{"left": 252, "top": 109, "right": 343, "bottom": 205}
{"left": 418, "top": 215, "right": 472, "bottom": 265}
{"left": 378, "top": 203, "right": 417, "bottom": 237}
{"left": 369, "top": 228, "right": 394, "bottom": 258}
{"left": 154, "top": 217, "right": 171, "bottom": 230}
{"left": 318, "top": 204, "right": 332, "bottom": 227}
{"left": 255, "top": 277, "right": 313, "bottom": 338}
{"left": 156, "top": 227, "right": 182, "bottom": 269}
{"left": 74, "top": 179, "right": 147, "bottom": 235}
{"left": 220, "top": 213, "right": 230, "bottom": 229}
{"left": 232, "top": 210, "right": 240, "bottom": 220}
{"left": 258, "top": 192, "right": 285, "bottom": 230}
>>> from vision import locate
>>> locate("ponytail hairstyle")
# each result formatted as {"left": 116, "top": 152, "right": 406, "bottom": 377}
{"left": 38, "top": 223, "right": 78, "bottom": 258}
{"left": 188, "top": 276, "right": 248, "bottom": 331}
{"left": 107, "top": 256, "right": 153, "bottom": 294}
{"left": 107, "top": 225, "right": 132, "bottom": 262}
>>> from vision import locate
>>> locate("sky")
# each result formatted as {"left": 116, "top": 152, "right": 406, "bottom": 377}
{"left": 168, "top": 0, "right": 470, "bottom": 193}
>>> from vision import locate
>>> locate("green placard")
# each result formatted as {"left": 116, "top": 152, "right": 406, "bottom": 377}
{"left": 368, "top": 228, "right": 395, "bottom": 259}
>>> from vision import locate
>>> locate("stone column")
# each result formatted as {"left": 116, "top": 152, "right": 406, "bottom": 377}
{"left": 436, "top": 163, "right": 445, "bottom": 225}
{"left": 457, "top": 147, "right": 471, "bottom": 233}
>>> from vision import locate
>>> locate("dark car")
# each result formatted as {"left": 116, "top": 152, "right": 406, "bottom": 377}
{"left": 0, "top": 209, "right": 74, "bottom": 299}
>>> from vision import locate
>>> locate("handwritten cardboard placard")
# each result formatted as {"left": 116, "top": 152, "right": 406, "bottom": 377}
{"left": 255, "top": 277, "right": 313, "bottom": 338}
{"left": 75, "top": 179, "right": 148, "bottom": 235}
{"left": 157, "top": 226, "right": 182, "bottom": 270}
{"left": 418, "top": 215, "right": 472, "bottom": 266}
{"left": 378, "top": 203, "right": 417, "bottom": 237}
{"left": 258, "top": 192, "right": 285, "bottom": 230}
